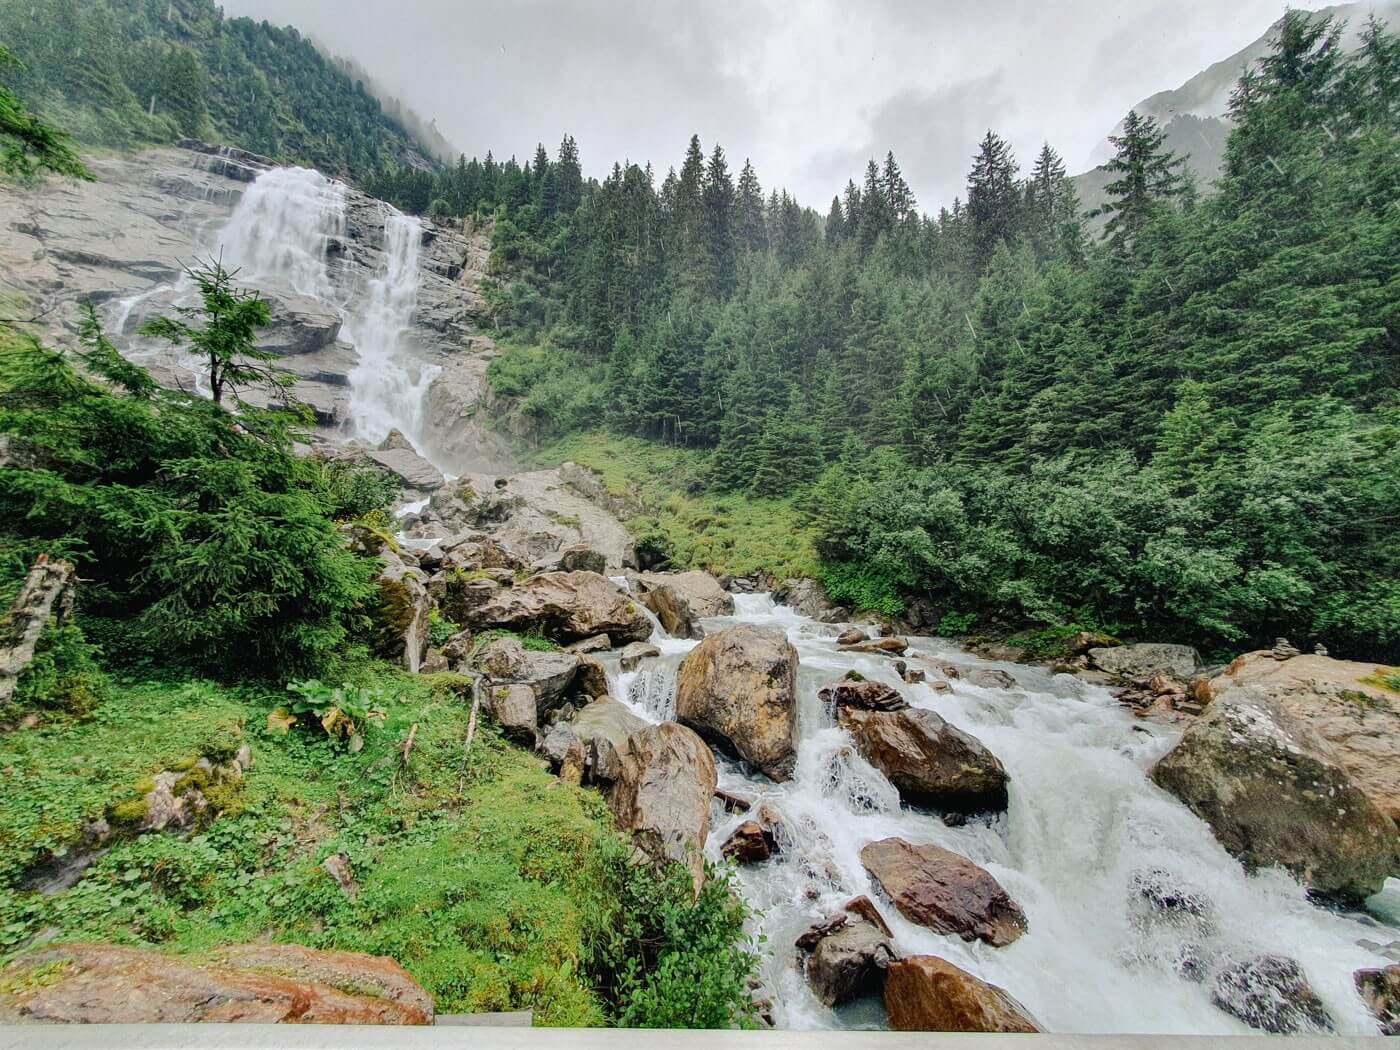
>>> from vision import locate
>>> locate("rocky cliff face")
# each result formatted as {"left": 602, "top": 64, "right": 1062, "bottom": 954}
{"left": 0, "top": 142, "right": 515, "bottom": 473}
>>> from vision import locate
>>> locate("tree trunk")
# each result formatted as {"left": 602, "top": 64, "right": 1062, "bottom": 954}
{"left": 0, "top": 556, "right": 76, "bottom": 705}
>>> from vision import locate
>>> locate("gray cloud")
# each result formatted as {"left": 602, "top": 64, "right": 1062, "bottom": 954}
{"left": 219, "top": 0, "right": 1334, "bottom": 211}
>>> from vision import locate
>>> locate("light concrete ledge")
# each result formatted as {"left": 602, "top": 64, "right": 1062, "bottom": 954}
{"left": 0, "top": 1028, "right": 1386, "bottom": 1050}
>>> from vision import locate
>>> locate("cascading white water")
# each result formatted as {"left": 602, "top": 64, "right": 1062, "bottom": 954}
{"left": 608, "top": 592, "right": 1395, "bottom": 1034}
{"left": 215, "top": 166, "right": 345, "bottom": 299}
{"left": 344, "top": 210, "right": 441, "bottom": 452}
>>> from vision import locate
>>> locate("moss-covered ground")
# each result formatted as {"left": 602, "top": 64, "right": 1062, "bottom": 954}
{"left": 0, "top": 666, "right": 618, "bottom": 1024}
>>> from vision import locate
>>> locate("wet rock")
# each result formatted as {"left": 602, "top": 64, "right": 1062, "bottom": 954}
{"left": 675, "top": 625, "right": 799, "bottom": 782}
{"left": 796, "top": 896, "right": 895, "bottom": 1007}
{"left": 1210, "top": 954, "right": 1332, "bottom": 1034}
{"left": 721, "top": 821, "right": 777, "bottom": 864}
{"left": 489, "top": 684, "right": 538, "bottom": 744}
{"left": 629, "top": 570, "right": 735, "bottom": 619}
{"left": 1205, "top": 650, "right": 1400, "bottom": 824}
{"left": 464, "top": 571, "right": 652, "bottom": 646}
{"left": 557, "top": 543, "right": 607, "bottom": 575}
{"left": 1355, "top": 964, "right": 1400, "bottom": 1035}
{"left": 860, "top": 837, "right": 1027, "bottom": 947}
{"left": 639, "top": 583, "right": 703, "bottom": 639}
{"left": 965, "top": 668, "right": 1017, "bottom": 689}
{"left": 618, "top": 641, "right": 661, "bottom": 671}
{"left": 714, "top": 788, "right": 752, "bottom": 813}
{"left": 565, "top": 634, "right": 611, "bottom": 654}
{"left": 772, "top": 578, "right": 842, "bottom": 622}
{"left": 837, "top": 628, "right": 869, "bottom": 646}
{"left": 840, "top": 707, "right": 1009, "bottom": 814}
{"left": 1128, "top": 868, "right": 1215, "bottom": 930}
{"left": 1089, "top": 643, "right": 1200, "bottom": 681}
{"left": 1150, "top": 686, "right": 1400, "bottom": 902}
{"left": 818, "top": 680, "right": 909, "bottom": 713}
{"left": 902, "top": 667, "right": 927, "bottom": 685}
{"left": 840, "top": 636, "right": 909, "bottom": 656}
{"left": 0, "top": 943, "right": 433, "bottom": 1024}
{"left": 574, "top": 656, "right": 610, "bottom": 699}
{"left": 366, "top": 446, "right": 444, "bottom": 492}
{"left": 608, "top": 723, "right": 717, "bottom": 893}
{"left": 884, "top": 955, "right": 1041, "bottom": 1033}
{"left": 538, "top": 722, "right": 581, "bottom": 769}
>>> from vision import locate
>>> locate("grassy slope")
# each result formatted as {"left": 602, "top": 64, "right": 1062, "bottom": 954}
{"left": 530, "top": 432, "right": 819, "bottom": 582}
{"left": 0, "top": 667, "right": 614, "bottom": 1024}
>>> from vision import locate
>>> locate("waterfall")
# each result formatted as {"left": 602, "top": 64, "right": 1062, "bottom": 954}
{"left": 345, "top": 209, "right": 441, "bottom": 452}
{"left": 214, "top": 166, "right": 345, "bottom": 299}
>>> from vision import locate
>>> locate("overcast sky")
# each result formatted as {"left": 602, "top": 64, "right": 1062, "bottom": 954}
{"left": 218, "top": 0, "right": 1334, "bottom": 212}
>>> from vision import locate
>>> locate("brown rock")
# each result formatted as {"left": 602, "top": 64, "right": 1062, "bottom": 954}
{"left": 569, "top": 696, "right": 647, "bottom": 784}
{"left": 714, "top": 788, "right": 752, "bottom": 813}
{"left": 860, "top": 837, "right": 1027, "bottom": 947}
{"left": 796, "top": 896, "right": 896, "bottom": 1007}
{"left": 818, "top": 680, "right": 909, "bottom": 713}
{"left": 884, "top": 955, "right": 1040, "bottom": 1033}
{"left": 639, "top": 583, "right": 702, "bottom": 639}
{"left": 618, "top": 641, "right": 661, "bottom": 671}
{"left": 0, "top": 943, "right": 432, "bottom": 1024}
{"left": 675, "top": 625, "right": 798, "bottom": 781}
{"left": 628, "top": 570, "right": 735, "bottom": 618}
{"left": 1355, "top": 963, "right": 1400, "bottom": 1035}
{"left": 837, "top": 628, "right": 869, "bottom": 646}
{"left": 490, "top": 684, "right": 538, "bottom": 744}
{"left": 721, "top": 820, "right": 776, "bottom": 863}
{"left": 840, "top": 708, "right": 1009, "bottom": 814}
{"left": 465, "top": 571, "right": 652, "bottom": 646}
{"left": 608, "top": 722, "right": 717, "bottom": 893}
{"left": 840, "top": 636, "right": 909, "bottom": 656}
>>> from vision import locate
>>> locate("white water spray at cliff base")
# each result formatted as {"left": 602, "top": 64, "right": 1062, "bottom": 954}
{"left": 605, "top": 593, "right": 1398, "bottom": 1035}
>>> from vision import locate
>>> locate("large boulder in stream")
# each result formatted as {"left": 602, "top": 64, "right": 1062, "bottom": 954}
{"left": 1088, "top": 642, "right": 1200, "bottom": 681}
{"left": 860, "top": 837, "right": 1027, "bottom": 947}
{"left": 674, "top": 625, "right": 799, "bottom": 782}
{"left": 627, "top": 576, "right": 733, "bottom": 632}
{"left": 1206, "top": 650, "right": 1400, "bottom": 823}
{"left": 0, "top": 943, "right": 433, "bottom": 1024}
{"left": 1211, "top": 954, "right": 1333, "bottom": 1034}
{"left": 608, "top": 722, "right": 717, "bottom": 893}
{"left": 839, "top": 707, "right": 1009, "bottom": 815}
{"left": 884, "top": 955, "right": 1041, "bottom": 1033}
{"left": 1150, "top": 683, "right": 1400, "bottom": 902}
{"left": 463, "top": 571, "right": 652, "bottom": 646}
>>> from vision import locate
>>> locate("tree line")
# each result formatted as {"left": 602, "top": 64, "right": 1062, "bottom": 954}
{"left": 452, "top": 12, "right": 1399, "bottom": 661}
{"left": 0, "top": 0, "right": 436, "bottom": 177}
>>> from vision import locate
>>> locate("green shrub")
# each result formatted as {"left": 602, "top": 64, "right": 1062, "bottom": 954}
{"left": 11, "top": 621, "right": 107, "bottom": 715}
{"left": 937, "top": 611, "right": 977, "bottom": 636}
{"left": 427, "top": 608, "right": 459, "bottom": 648}
{"left": 821, "top": 560, "right": 904, "bottom": 618}
{"left": 0, "top": 313, "right": 376, "bottom": 677}
{"left": 584, "top": 846, "right": 759, "bottom": 1029}
{"left": 279, "top": 680, "right": 388, "bottom": 752}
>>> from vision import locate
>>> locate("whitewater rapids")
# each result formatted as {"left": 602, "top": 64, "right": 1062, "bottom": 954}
{"left": 608, "top": 592, "right": 1396, "bottom": 1034}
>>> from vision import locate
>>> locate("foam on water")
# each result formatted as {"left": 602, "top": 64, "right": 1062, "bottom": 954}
{"left": 617, "top": 590, "right": 1394, "bottom": 1033}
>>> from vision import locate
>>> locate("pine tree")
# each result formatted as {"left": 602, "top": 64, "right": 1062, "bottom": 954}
{"left": 555, "top": 134, "right": 583, "bottom": 214}
{"left": 1025, "top": 142, "right": 1083, "bottom": 263}
{"left": 825, "top": 196, "right": 846, "bottom": 244}
{"left": 1095, "top": 110, "right": 1186, "bottom": 252}
{"left": 703, "top": 143, "right": 736, "bottom": 295}
{"left": 735, "top": 159, "right": 767, "bottom": 253}
{"left": 857, "top": 159, "right": 891, "bottom": 251}
{"left": 966, "top": 130, "right": 1021, "bottom": 272}
{"left": 882, "top": 151, "right": 915, "bottom": 221}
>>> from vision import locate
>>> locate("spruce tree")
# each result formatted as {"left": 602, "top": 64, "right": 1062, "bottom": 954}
{"left": 735, "top": 159, "right": 767, "bottom": 253}
{"left": 966, "top": 130, "right": 1021, "bottom": 272}
{"left": 703, "top": 143, "right": 736, "bottom": 294}
{"left": 1096, "top": 110, "right": 1186, "bottom": 252}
